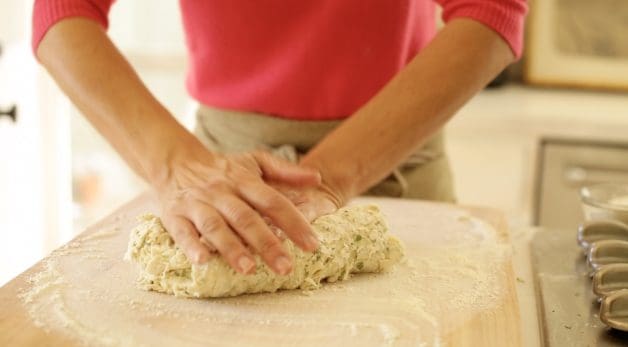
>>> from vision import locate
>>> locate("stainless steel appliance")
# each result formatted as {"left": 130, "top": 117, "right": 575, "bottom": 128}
{"left": 532, "top": 137, "right": 628, "bottom": 346}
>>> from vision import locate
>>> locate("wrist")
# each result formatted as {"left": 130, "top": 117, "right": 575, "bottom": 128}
{"left": 146, "top": 136, "right": 217, "bottom": 189}
{"left": 299, "top": 158, "right": 353, "bottom": 207}
{"left": 319, "top": 180, "right": 346, "bottom": 208}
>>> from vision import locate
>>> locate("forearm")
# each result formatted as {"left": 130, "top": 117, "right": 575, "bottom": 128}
{"left": 36, "top": 18, "right": 324, "bottom": 273}
{"left": 301, "top": 19, "right": 515, "bottom": 202}
{"left": 37, "top": 18, "right": 204, "bottom": 185}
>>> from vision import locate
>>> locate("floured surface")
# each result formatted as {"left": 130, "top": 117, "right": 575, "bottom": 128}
{"left": 10, "top": 196, "right": 519, "bottom": 347}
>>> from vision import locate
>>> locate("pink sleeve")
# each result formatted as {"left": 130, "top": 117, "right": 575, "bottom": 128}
{"left": 435, "top": 0, "right": 528, "bottom": 59}
{"left": 32, "top": 0, "right": 115, "bottom": 53}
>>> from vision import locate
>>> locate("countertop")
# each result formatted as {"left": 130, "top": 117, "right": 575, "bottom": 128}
{"left": 1, "top": 195, "right": 525, "bottom": 346}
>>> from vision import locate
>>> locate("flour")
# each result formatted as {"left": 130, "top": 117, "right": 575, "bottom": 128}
{"left": 18, "top": 198, "right": 510, "bottom": 347}
{"left": 81, "top": 228, "right": 120, "bottom": 242}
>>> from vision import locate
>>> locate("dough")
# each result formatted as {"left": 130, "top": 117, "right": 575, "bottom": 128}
{"left": 125, "top": 205, "right": 404, "bottom": 298}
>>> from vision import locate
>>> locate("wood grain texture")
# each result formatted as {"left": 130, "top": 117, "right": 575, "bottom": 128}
{"left": 0, "top": 194, "right": 521, "bottom": 346}
{"left": 443, "top": 204, "right": 522, "bottom": 346}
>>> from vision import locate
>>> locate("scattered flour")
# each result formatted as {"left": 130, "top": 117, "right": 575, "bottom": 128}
{"left": 18, "top": 199, "right": 510, "bottom": 347}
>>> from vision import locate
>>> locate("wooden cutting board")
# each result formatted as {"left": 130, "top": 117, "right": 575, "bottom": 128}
{"left": 0, "top": 194, "right": 521, "bottom": 346}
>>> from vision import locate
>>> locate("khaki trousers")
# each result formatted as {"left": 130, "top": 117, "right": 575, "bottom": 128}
{"left": 194, "top": 105, "right": 456, "bottom": 202}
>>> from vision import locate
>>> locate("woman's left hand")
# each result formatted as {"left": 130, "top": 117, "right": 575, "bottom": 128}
{"left": 270, "top": 181, "right": 344, "bottom": 222}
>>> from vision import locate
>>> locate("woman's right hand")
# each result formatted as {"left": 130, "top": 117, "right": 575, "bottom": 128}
{"left": 154, "top": 148, "right": 321, "bottom": 276}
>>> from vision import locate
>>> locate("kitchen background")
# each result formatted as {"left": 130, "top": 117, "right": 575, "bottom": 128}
{"left": 1, "top": 0, "right": 627, "bottom": 285}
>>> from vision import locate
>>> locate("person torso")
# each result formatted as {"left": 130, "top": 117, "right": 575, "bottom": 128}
{"left": 180, "top": 0, "right": 437, "bottom": 120}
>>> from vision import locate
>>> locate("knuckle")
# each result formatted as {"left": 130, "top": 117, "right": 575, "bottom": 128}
{"left": 269, "top": 225, "right": 287, "bottom": 240}
{"left": 236, "top": 213, "right": 259, "bottom": 231}
{"left": 258, "top": 193, "right": 285, "bottom": 211}
{"left": 226, "top": 205, "right": 258, "bottom": 228}
{"left": 258, "top": 236, "right": 281, "bottom": 255}
{"left": 203, "top": 177, "right": 231, "bottom": 192}
{"left": 232, "top": 169, "right": 261, "bottom": 184}
{"left": 198, "top": 216, "right": 223, "bottom": 235}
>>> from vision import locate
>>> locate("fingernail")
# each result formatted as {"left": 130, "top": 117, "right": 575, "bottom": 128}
{"left": 238, "top": 256, "right": 255, "bottom": 274}
{"left": 194, "top": 251, "right": 209, "bottom": 264}
{"left": 274, "top": 256, "right": 292, "bottom": 275}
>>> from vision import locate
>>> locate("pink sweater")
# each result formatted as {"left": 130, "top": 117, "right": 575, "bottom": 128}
{"left": 33, "top": 0, "right": 527, "bottom": 120}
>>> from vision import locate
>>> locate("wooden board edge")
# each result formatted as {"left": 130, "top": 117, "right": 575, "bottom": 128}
{"left": 462, "top": 204, "right": 511, "bottom": 245}
{"left": 443, "top": 205, "right": 522, "bottom": 346}
{"left": 442, "top": 258, "right": 523, "bottom": 346}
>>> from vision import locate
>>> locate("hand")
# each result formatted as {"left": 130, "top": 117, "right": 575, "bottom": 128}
{"left": 270, "top": 181, "right": 344, "bottom": 223}
{"left": 155, "top": 149, "right": 321, "bottom": 275}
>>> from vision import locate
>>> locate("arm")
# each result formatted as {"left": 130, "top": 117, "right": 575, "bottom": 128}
{"left": 36, "top": 17, "right": 320, "bottom": 275}
{"left": 300, "top": 18, "right": 516, "bottom": 204}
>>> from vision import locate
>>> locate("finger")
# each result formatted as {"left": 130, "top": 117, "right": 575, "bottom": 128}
{"left": 212, "top": 194, "right": 293, "bottom": 275}
{"left": 190, "top": 205, "right": 256, "bottom": 274}
{"left": 239, "top": 181, "right": 318, "bottom": 251}
{"left": 163, "top": 215, "right": 211, "bottom": 264}
{"left": 230, "top": 153, "right": 263, "bottom": 175}
{"left": 263, "top": 216, "right": 287, "bottom": 241}
{"left": 254, "top": 151, "right": 321, "bottom": 187}
{"left": 199, "top": 237, "right": 218, "bottom": 253}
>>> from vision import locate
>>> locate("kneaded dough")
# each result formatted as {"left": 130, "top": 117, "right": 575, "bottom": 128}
{"left": 125, "top": 205, "right": 404, "bottom": 298}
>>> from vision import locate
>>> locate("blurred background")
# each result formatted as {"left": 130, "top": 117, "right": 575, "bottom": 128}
{"left": 1, "top": 0, "right": 627, "bottom": 285}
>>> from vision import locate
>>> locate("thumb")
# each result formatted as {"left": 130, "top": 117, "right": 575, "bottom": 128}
{"left": 254, "top": 151, "right": 321, "bottom": 187}
{"left": 298, "top": 200, "right": 338, "bottom": 222}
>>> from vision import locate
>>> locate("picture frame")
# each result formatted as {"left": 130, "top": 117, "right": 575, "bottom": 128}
{"left": 524, "top": 0, "right": 628, "bottom": 91}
